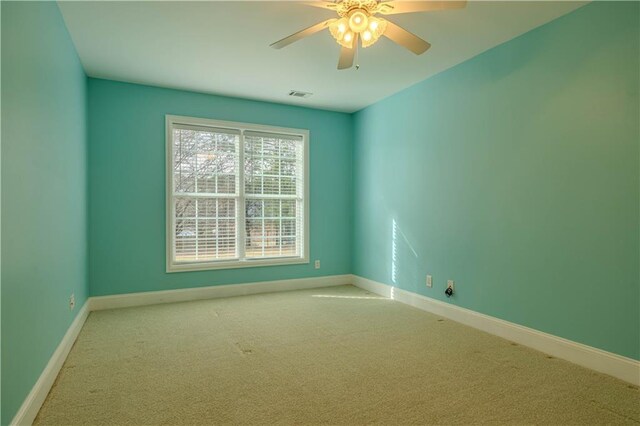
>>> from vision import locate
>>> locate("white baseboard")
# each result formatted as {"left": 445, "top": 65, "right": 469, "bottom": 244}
{"left": 89, "top": 274, "right": 352, "bottom": 311}
{"left": 10, "top": 302, "right": 90, "bottom": 426}
{"left": 352, "top": 275, "right": 640, "bottom": 386}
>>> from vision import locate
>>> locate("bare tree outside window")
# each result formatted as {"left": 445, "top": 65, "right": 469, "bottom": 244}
{"left": 244, "top": 133, "right": 303, "bottom": 258}
{"left": 173, "top": 128, "right": 239, "bottom": 261}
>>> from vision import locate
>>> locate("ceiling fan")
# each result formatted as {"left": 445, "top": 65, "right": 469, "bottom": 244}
{"left": 270, "top": 0, "right": 467, "bottom": 70}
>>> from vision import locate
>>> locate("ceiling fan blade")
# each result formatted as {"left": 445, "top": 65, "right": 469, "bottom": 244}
{"left": 337, "top": 34, "right": 358, "bottom": 70}
{"left": 270, "top": 19, "right": 336, "bottom": 49}
{"left": 383, "top": 20, "right": 431, "bottom": 55}
{"left": 377, "top": 1, "right": 466, "bottom": 15}
{"left": 302, "top": 1, "right": 339, "bottom": 11}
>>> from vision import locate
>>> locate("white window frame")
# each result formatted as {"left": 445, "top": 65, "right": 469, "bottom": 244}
{"left": 166, "top": 115, "right": 310, "bottom": 272}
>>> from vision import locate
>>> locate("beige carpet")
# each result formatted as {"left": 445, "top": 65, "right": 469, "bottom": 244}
{"left": 35, "top": 285, "right": 639, "bottom": 425}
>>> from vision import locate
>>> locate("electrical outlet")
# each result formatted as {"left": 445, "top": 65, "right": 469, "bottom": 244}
{"left": 426, "top": 275, "right": 433, "bottom": 288}
{"left": 69, "top": 293, "right": 76, "bottom": 310}
{"left": 447, "top": 280, "right": 454, "bottom": 292}
{"left": 314, "top": 260, "right": 320, "bottom": 269}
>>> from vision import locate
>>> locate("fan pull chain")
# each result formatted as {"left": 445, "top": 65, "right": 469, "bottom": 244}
{"left": 355, "top": 38, "right": 360, "bottom": 70}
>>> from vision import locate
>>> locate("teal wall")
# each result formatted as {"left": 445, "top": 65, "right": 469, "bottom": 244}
{"left": 1, "top": 2, "right": 88, "bottom": 424}
{"left": 353, "top": 1, "right": 639, "bottom": 360}
{"left": 88, "top": 79, "right": 352, "bottom": 296}
{"left": 1, "top": 2, "right": 639, "bottom": 422}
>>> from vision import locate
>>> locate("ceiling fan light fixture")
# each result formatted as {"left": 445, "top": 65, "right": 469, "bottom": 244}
{"left": 361, "top": 17, "right": 386, "bottom": 48}
{"left": 331, "top": 8, "right": 385, "bottom": 49}
{"left": 270, "top": 0, "right": 466, "bottom": 69}
{"left": 329, "top": 17, "right": 355, "bottom": 48}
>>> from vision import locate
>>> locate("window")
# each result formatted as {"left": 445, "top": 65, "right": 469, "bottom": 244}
{"left": 166, "top": 115, "right": 308, "bottom": 272}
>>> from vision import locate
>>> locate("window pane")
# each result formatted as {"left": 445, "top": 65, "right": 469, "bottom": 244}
{"left": 217, "top": 199, "right": 236, "bottom": 218}
{"left": 244, "top": 134, "right": 302, "bottom": 198}
{"left": 246, "top": 199, "right": 263, "bottom": 218}
{"left": 280, "top": 159, "right": 296, "bottom": 176}
{"left": 217, "top": 174, "right": 236, "bottom": 195}
{"left": 176, "top": 198, "right": 196, "bottom": 218}
{"left": 281, "top": 237, "right": 297, "bottom": 256}
{"left": 263, "top": 138, "right": 278, "bottom": 156}
{"left": 281, "top": 219, "right": 296, "bottom": 237}
{"left": 280, "top": 140, "right": 297, "bottom": 159}
{"left": 264, "top": 176, "right": 279, "bottom": 195}
{"left": 281, "top": 177, "right": 296, "bottom": 195}
{"left": 264, "top": 219, "right": 280, "bottom": 238}
{"left": 174, "top": 197, "right": 237, "bottom": 262}
{"left": 197, "top": 199, "right": 216, "bottom": 218}
{"left": 281, "top": 200, "right": 295, "bottom": 218}
{"left": 264, "top": 199, "right": 279, "bottom": 218}
{"left": 172, "top": 125, "right": 241, "bottom": 264}
{"left": 243, "top": 132, "right": 303, "bottom": 259}
{"left": 173, "top": 128, "right": 238, "bottom": 195}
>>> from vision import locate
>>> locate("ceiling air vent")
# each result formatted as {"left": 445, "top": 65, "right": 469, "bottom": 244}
{"left": 288, "top": 90, "right": 312, "bottom": 98}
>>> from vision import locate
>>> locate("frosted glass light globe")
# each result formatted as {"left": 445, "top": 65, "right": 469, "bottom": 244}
{"left": 348, "top": 10, "right": 369, "bottom": 33}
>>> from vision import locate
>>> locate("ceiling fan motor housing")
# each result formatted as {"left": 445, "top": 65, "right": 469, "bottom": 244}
{"left": 335, "top": 0, "right": 379, "bottom": 17}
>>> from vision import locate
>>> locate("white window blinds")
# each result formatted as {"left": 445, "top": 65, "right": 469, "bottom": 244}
{"left": 244, "top": 132, "right": 305, "bottom": 259}
{"left": 167, "top": 117, "right": 308, "bottom": 272}
{"left": 172, "top": 126, "right": 239, "bottom": 262}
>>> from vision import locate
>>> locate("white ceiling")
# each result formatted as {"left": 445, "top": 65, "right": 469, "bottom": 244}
{"left": 58, "top": 1, "right": 586, "bottom": 113}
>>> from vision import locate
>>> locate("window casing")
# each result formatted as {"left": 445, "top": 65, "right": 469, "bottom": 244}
{"left": 166, "top": 115, "right": 309, "bottom": 272}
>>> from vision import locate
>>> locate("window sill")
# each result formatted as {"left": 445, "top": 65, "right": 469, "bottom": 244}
{"left": 166, "top": 256, "right": 309, "bottom": 273}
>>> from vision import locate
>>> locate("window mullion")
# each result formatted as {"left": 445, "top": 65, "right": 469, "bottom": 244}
{"left": 237, "top": 131, "right": 246, "bottom": 261}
